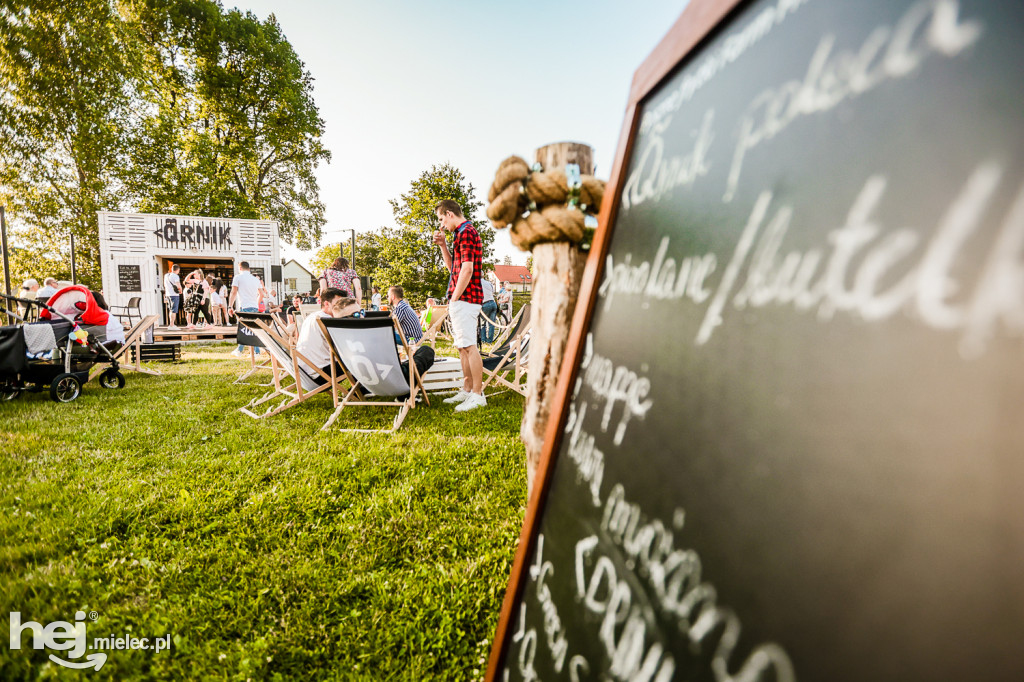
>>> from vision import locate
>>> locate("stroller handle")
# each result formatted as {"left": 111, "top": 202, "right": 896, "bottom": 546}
{"left": 0, "top": 293, "right": 47, "bottom": 307}
{"left": 1, "top": 292, "right": 80, "bottom": 327}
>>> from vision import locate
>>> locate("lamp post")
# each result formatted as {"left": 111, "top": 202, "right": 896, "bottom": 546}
{"left": 1, "top": 206, "right": 10, "bottom": 299}
{"left": 519, "top": 274, "right": 526, "bottom": 292}
{"left": 337, "top": 229, "right": 356, "bottom": 269}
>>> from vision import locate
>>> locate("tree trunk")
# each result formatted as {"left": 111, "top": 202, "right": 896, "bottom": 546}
{"left": 521, "top": 143, "right": 594, "bottom": 496}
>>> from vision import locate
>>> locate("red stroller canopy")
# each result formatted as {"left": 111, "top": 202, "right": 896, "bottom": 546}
{"left": 39, "top": 285, "right": 110, "bottom": 326}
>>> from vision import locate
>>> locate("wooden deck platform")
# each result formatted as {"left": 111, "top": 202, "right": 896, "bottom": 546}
{"left": 153, "top": 324, "right": 237, "bottom": 342}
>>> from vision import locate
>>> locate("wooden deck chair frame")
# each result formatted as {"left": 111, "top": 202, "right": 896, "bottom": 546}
{"left": 481, "top": 305, "right": 531, "bottom": 396}
{"left": 318, "top": 315, "right": 430, "bottom": 433}
{"left": 88, "top": 315, "right": 162, "bottom": 381}
{"left": 235, "top": 312, "right": 341, "bottom": 419}
{"left": 482, "top": 331, "right": 530, "bottom": 396}
{"left": 488, "top": 303, "right": 531, "bottom": 351}
{"left": 233, "top": 345, "right": 275, "bottom": 385}
{"left": 418, "top": 304, "right": 449, "bottom": 348}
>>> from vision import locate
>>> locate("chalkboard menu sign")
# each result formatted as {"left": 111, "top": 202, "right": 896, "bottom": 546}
{"left": 250, "top": 267, "right": 266, "bottom": 285}
{"left": 488, "top": 1, "right": 1024, "bottom": 681}
{"left": 117, "top": 264, "right": 141, "bottom": 293}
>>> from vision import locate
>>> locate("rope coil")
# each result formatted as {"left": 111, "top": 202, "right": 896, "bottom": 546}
{"left": 486, "top": 155, "right": 605, "bottom": 250}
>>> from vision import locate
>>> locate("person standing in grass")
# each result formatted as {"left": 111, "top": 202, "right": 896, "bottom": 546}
{"left": 317, "top": 256, "right": 361, "bottom": 302}
{"left": 228, "top": 261, "right": 263, "bottom": 357}
{"left": 433, "top": 199, "right": 486, "bottom": 412}
{"left": 163, "top": 264, "right": 182, "bottom": 330}
{"left": 480, "top": 275, "right": 497, "bottom": 344}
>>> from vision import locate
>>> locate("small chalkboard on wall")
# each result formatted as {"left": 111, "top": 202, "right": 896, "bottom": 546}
{"left": 117, "top": 264, "right": 142, "bottom": 293}
{"left": 487, "top": 1, "right": 1024, "bottom": 681}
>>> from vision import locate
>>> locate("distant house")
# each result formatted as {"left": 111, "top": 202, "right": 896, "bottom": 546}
{"left": 283, "top": 259, "right": 316, "bottom": 295}
{"left": 493, "top": 264, "right": 532, "bottom": 292}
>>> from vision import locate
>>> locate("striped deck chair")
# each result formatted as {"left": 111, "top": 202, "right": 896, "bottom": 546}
{"left": 236, "top": 312, "right": 341, "bottom": 419}
{"left": 318, "top": 315, "right": 430, "bottom": 433}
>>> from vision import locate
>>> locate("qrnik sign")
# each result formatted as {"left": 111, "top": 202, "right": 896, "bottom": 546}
{"left": 154, "top": 218, "right": 234, "bottom": 250}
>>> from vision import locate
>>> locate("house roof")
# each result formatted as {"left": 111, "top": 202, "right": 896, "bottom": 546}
{"left": 283, "top": 258, "right": 314, "bottom": 277}
{"left": 493, "top": 264, "right": 532, "bottom": 285}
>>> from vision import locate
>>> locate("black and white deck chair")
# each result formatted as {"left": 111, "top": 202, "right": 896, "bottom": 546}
{"left": 318, "top": 315, "right": 430, "bottom": 433}
{"left": 482, "top": 331, "right": 530, "bottom": 396}
{"left": 481, "top": 305, "right": 532, "bottom": 396}
{"left": 489, "top": 303, "right": 531, "bottom": 351}
{"left": 232, "top": 312, "right": 285, "bottom": 385}
{"left": 236, "top": 312, "right": 338, "bottom": 419}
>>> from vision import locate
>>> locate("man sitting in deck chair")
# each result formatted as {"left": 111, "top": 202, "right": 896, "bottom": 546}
{"left": 236, "top": 291, "right": 351, "bottom": 419}
{"left": 295, "top": 288, "right": 347, "bottom": 385}
{"left": 317, "top": 299, "right": 436, "bottom": 432}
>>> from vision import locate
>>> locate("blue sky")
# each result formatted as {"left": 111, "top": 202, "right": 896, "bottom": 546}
{"left": 231, "top": 0, "right": 688, "bottom": 267}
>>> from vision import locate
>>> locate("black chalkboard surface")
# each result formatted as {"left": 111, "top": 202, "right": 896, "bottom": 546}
{"left": 117, "top": 264, "right": 141, "bottom": 293}
{"left": 489, "top": 1, "right": 1024, "bottom": 680}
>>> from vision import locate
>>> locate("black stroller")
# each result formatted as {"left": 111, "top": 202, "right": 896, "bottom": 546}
{"left": 1, "top": 286, "right": 125, "bottom": 403}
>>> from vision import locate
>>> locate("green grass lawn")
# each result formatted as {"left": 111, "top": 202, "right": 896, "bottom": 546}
{"left": 0, "top": 342, "right": 527, "bottom": 680}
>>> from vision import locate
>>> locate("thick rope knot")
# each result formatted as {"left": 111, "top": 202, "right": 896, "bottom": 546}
{"left": 486, "top": 155, "right": 605, "bottom": 250}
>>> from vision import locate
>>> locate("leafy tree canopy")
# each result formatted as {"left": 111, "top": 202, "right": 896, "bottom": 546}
{"left": 0, "top": 0, "right": 328, "bottom": 288}
{"left": 0, "top": 0, "right": 138, "bottom": 286}
{"left": 384, "top": 163, "right": 494, "bottom": 304}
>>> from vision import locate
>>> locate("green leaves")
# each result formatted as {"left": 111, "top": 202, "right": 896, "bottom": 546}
{"left": 0, "top": 0, "right": 139, "bottom": 286}
{"left": 0, "top": 0, "right": 329, "bottom": 287}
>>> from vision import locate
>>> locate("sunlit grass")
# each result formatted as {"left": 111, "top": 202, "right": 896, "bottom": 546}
{"left": 0, "top": 342, "right": 527, "bottom": 680}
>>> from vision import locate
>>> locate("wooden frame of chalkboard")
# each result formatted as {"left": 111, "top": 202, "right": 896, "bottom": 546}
{"left": 486, "top": 1, "right": 744, "bottom": 677}
{"left": 488, "top": 0, "right": 1024, "bottom": 679}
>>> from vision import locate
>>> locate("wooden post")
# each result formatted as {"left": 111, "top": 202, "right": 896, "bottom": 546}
{"left": 520, "top": 142, "right": 593, "bottom": 495}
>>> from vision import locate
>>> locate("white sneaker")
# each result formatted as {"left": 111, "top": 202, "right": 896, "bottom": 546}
{"left": 443, "top": 390, "right": 472, "bottom": 404}
{"left": 455, "top": 392, "right": 487, "bottom": 412}
{"left": 167, "top": 325, "right": 180, "bottom": 331}
{"left": 230, "top": 349, "right": 243, "bottom": 357}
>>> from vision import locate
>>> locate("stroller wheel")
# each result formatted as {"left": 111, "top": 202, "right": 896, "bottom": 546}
{"left": 50, "top": 373, "right": 82, "bottom": 403}
{"left": 99, "top": 368, "right": 126, "bottom": 389}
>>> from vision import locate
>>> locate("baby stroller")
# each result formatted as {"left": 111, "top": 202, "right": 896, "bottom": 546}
{"left": 1, "top": 286, "right": 126, "bottom": 403}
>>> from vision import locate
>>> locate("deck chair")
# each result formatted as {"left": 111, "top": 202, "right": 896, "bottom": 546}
{"left": 418, "top": 304, "right": 449, "bottom": 348}
{"left": 233, "top": 313, "right": 289, "bottom": 385}
{"left": 489, "top": 303, "right": 531, "bottom": 350}
{"left": 481, "top": 305, "right": 532, "bottom": 396}
{"left": 88, "top": 315, "right": 161, "bottom": 381}
{"left": 236, "top": 312, "right": 338, "bottom": 419}
{"left": 318, "top": 315, "right": 430, "bottom": 433}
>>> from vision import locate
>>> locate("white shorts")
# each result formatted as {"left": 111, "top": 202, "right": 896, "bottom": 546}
{"left": 449, "top": 300, "right": 481, "bottom": 348}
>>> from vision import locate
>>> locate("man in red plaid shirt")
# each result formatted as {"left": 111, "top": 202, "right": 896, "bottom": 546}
{"left": 433, "top": 200, "right": 487, "bottom": 412}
